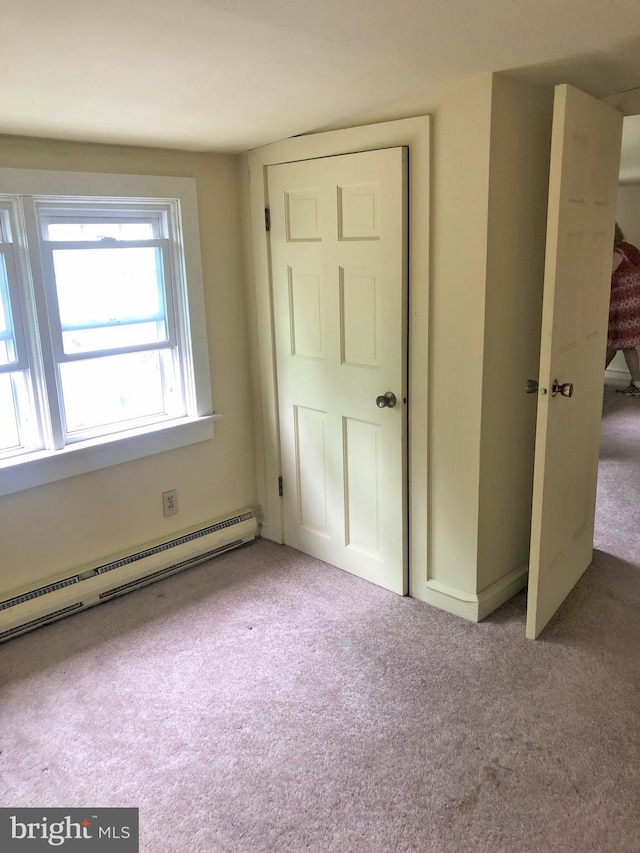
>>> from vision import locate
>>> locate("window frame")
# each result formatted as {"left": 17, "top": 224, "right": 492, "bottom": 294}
{"left": 0, "top": 169, "right": 216, "bottom": 498}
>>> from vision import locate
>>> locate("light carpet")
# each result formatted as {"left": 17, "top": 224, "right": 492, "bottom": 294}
{"left": 0, "top": 387, "right": 639, "bottom": 852}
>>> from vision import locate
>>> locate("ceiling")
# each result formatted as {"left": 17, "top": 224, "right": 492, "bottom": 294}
{"left": 2, "top": 0, "right": 640, "bottom": 158}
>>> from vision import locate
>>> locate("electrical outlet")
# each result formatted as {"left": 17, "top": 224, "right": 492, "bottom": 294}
{"left": 162, "top": 489, "right": 179, "bottom": 517}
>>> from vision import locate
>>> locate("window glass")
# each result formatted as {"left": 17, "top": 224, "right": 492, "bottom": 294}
{"left": 46, "top": 221, "right": 156, "bottom": 241}
{"left": 0, "top": 254, "right": 17, "bottom": 366}
{"left": 51, "top": 246, "right": 169, "bottom": 355}
{"left": 59, "top": 350, "right": 176, "bottom": 434}
{"left": 0, "top": 373, "right": 20, "bottom": 450}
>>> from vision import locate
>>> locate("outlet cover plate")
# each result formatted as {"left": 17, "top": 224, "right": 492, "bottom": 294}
{"left": 162, "top": 489, "right": 179, "bottom": 517}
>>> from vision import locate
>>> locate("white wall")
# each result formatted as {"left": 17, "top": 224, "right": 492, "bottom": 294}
{"left": 0, "top": 135, "right": 257, "bottom": 599}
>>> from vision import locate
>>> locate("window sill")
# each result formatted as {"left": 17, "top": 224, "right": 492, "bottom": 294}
{"left": 0, "top": 415, "right": 219, "bottom": 498}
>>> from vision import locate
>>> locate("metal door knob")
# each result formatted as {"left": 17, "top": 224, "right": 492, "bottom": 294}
{"left": 552, "top": 380, "right": 573, "bottom": 398}
{"left": 376, "top": 391, "right": 397, "bottom": 408}
{"left": 526, "top": 379, "right": 538, "bottom": 394}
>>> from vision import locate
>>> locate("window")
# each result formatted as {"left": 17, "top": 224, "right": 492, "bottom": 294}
{"left": 0, "top": 170, "right": 214, "bottom": 496}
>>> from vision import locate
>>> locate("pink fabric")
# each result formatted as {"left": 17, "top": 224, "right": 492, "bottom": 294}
{"left": 608, "top": 240, "right": 640, "bottom": 350}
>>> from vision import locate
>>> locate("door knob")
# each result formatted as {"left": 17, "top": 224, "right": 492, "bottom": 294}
{"left": 552, "top": 380, "right": 573, "bottom": 398}
{"left": 526, "top": 379, "right": 538, "bottom": 394}
{"left": 376, "top": 391, "right": 397, "bottom": 408}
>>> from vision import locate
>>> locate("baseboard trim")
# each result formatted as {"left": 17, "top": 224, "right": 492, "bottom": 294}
{"left": 423, "top": 580, "right": 481, "bottom": 621}
{"left": 423, "top": 565, "right": 529, "bottom": 623}
{"left": 605, "top": 367, "right": 629, "bottom": 383}
{"left": 477, "top": 565, "right": 529, "bottom": 620}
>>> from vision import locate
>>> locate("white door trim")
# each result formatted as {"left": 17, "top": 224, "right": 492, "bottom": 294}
{"left": 244, "top": 116, "right": 430, "bottom": 599}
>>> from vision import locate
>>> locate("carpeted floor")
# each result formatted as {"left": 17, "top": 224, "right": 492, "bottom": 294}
{"left": 0, "top": 385, "right": 639, "bottom": 852}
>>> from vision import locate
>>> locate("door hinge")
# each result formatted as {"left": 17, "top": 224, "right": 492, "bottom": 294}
{"left": 265, "top": 208, "right": 271, "bottom": 232}
{"left": 278, "top": 475, "right": 283, "bottom": 497}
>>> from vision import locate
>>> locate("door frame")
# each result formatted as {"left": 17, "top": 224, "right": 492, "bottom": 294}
{"left": 244, "top": 116, "right": 431, "bottom": 599}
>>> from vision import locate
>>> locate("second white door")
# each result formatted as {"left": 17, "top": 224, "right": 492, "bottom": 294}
{"left": 526, "top": 85, "right": 623, "bottom": 638}
{"left": 268, "top": 148, "right": 408, "bottom": 594}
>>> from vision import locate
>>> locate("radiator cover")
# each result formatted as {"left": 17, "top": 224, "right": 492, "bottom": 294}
{"left": 0, "top": 508, "right": 257, "bottom": 643}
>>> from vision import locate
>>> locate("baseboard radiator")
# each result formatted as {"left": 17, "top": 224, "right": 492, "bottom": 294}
{"left": 0, "top": 508, "right": 258, "bottom": 644}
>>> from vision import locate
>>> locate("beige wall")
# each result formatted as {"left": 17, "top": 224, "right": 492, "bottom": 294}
{"left": 243, "top": 74, "right": 499, "bottom": 604}
{"left": 425, "top": 74, "right": 494, "bottom": 596}
{"left": 301, "top": 72, "right": 556, "bottom": 611}
{"left": 244, "top": 72, "right": 555, "bottom": 616}
{"left": 417, "top": 72, "right": 552, "bottom": 602}
{"left": 2, "top": 69, "right": 556, "bottom": 619}
{"left": 0, "top": 136, "right": 256, "bottom": 598}
{"left": 616, "top": 182, "right": 640, "bottom": 246}
{"left": 478, "top": 75, "right": 553, "bottom": 593}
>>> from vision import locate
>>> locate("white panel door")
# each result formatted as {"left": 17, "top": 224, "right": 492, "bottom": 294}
{"left": 527, "top": 85, "right": 623, "bottom": 639}
{"left": 268, "top": 148, "right": 407, "bottom": 594}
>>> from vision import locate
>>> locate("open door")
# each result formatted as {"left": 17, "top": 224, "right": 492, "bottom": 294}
{"left": 526, "top": 85, "right": 623, "bottom": 639}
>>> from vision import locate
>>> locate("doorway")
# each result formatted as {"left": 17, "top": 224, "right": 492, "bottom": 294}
{"left": 595, "top": 114, "right": 640, "bottom": 575}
